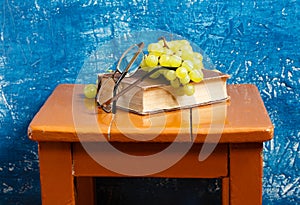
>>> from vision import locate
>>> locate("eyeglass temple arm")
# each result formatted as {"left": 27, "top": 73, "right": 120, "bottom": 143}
{"left": 102, "top": 67, "right": 163, "bottom": 107}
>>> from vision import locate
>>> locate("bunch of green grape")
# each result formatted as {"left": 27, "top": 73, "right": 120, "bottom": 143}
{"left": 140, "top": 38, "right": 204, "bottom": 96}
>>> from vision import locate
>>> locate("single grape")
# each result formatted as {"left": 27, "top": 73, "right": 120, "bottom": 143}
{"left": 165, "top": 70, "right": 177, "bottom": 81}
{"left": 169, "top": 55, "right": 182, "bottom": 67}
{"left": 193, "top": 61, "right": 204, "bottom": 70}
{"left": 148, "top": 43, "right": 164, "bottom": 56}
{"left": 140, "top": 56, "right": 152, "bottom": 71}
{"left": 140, "top": 58, "right": 149, "bottom": 69}
{"left": 158, "top": 68, "right": 168, "bottom": 75}
{"left": 148, "top": 67, "right": 161, "bottom": 79}
{"left": 178, "top": 40, "right": 190, "bottom": 46}
{"left": 159, "top": 54, "right": 171, "bottom": 67}
{"left": 141, "top": 66, "right": 151, "bottom": 72}
{"left": 175, "top": 86, "right": 185, "bottom": 96}
{"left": 158, "top": 39, "right": 164, "bottom": 46}
{"left": 170, "top": 78, "right": 180, "bottom": 88}
{"left": 148, "top": 43, "right": 162, "bottom": 50}
{"left": 162, "top": 47, "right": 173, "bottom": 55}
{"left": 183, "top": 83, "right": 195, "bottom": 96}
{"left": 149, "top": 71, "right": 161, "bottom": 79}
{"left": 145, "top": 54, "right": 159, "bottom": 67}
{"left": 179, "top": 75, "right": 190, "bottom": 85}
{"left": 175, "top": 50, "right": 182, "bottom": 57}
{"left": 175, "top": 66, "right": 188, "bottom": 79}
{"left": 181, "top": 49, "right": 194, "bottom": 61}
{"left": 84, "top": 84, "right": 97, "bottom": 99}
{"left": 167, "top": 41, "right": 174, "bottom": 50}
{"left": 181, "top": 44, "right": 193, "bottom": 51}
{"left": 191, "top": 57, "right": 201, "bottom": 68}
{"left": 181, "top": 60, "right": 193, "bottom": 71}
{"left": 189, "top": 69, "right": 204, "bottom": 83}
{"left": 193, "top": 52, "right": 203, "bottom": 61}
{"left": 169, "top": 41, "right": 181, "bottom": 52}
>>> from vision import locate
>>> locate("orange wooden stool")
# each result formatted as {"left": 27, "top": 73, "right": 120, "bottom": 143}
{"left": 28, "top": 84, "right": 273, "bottom": 205}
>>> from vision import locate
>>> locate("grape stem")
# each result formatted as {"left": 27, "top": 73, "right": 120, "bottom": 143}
{"left": 158, "top": 36, "right": 170, "bottom": 49}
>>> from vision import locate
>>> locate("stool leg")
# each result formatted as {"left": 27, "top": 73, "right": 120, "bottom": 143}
{"left": 75, "top": 177, "right": 95, "bottom": 205}
{"left": 222, "top": 177, "right": 229, "bottom": 205}
{"left": 229, "top": 143, "right": 263, "bottom": 205}
{"left": 39, "top": 142, "right": 75, "bottom": 205}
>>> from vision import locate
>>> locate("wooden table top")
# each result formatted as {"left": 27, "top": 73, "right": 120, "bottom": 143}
{"left": 28, "top": 84, "right": 273, "bottom": 143}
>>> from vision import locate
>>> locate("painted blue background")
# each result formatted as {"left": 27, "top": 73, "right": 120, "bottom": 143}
{"left": 0, "top": 0, "right": 299, "bottom": 204}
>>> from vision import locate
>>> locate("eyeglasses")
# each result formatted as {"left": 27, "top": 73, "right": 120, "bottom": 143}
{"left": 96, "top": 42, "right": 162, "bottom": 114}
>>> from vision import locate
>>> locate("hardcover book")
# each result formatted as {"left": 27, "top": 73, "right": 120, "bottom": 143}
{"left": 97, "top": 69, "right": 230, "bottom": 115}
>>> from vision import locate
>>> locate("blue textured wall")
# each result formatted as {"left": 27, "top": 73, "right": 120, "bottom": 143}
{"left": 0, "top": 0, "right": 299, "bottom": 204}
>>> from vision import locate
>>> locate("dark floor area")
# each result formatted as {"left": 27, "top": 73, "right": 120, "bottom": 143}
{"left": 95, "top": 177, "right": 221, "bottom": 205}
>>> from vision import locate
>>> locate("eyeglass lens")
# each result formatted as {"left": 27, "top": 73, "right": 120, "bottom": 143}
{"left": 98, "top": 43, "right": 144, "bottom": 113}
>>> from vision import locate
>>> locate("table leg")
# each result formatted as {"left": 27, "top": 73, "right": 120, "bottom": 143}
{"left": 38, "top": 142, "right": 75, "bottom": 205}
{"left": 229, "top": 143, "right": 263, "bottom": 205}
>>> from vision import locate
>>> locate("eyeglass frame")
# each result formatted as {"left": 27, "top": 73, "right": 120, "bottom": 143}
{"left": 97, "top": 42, "right": 164, "bottom": 114}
